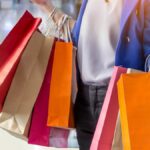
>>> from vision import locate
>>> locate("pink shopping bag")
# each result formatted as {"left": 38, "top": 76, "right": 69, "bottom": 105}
{"left": 90, "top": 66, "right": 127, "bottom": 150}
{"left": 90, "top": 67, "right": 127, "bottom": 150}
{"left": 90, "top": 66, "right": 141, "bottom": 150}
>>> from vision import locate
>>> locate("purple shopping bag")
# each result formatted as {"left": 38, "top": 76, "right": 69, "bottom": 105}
{"left": 49, "top": 128, "right": 69, "bottom": 148}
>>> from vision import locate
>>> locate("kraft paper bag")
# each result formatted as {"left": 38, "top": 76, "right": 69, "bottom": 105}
{"left": 47, "top": 40, "right": 75, "bottom": 129}
{"left": 28, "top": 39, "right": 56, "bottom": 146}
{"left": 111, "top": 112, "right": 123, "bottom": 150}
{"left": 71, "top": 47, "right": 78, "bottom": 104}
{"left": 118, "top": 73, "right": 150, "bottom": 150}
{"left": 0, "top": 11, "right": 41, "bottom": 112}
{"left": 90, "top": 66, "right": 142, "bottom": 150}
{"left": 0, "top": 31, "right": 54, "bottom": 139}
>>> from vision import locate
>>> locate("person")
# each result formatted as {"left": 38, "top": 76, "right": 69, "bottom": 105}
{"left": 31, "top": 0, "right": 150, "bottom": 150}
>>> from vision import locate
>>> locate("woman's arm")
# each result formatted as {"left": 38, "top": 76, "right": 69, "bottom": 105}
{"left": 30, "top": 0, "right": 75, "bottom": 29}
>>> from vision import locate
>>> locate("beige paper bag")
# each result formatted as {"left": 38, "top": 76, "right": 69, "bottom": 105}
{"left": 111, "top": 112, "right": 123, "bottom": 150}
{"left": 0, "top": 31, "right": 54, "bottom": 139}
{"left": 72, "top": 47, "right": 78, "bottom": 104}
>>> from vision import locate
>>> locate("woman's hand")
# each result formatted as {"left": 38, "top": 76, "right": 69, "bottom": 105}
{"left": 30, "top": 0, "right": 54, "bottom": 12}
{"left": 30, "top": 0, "right": 49, "bottom": 6}
{"left": 30, "top": 0, "right": 75, "bottom": 31}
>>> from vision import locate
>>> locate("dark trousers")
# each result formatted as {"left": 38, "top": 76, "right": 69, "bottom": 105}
{"left": 74, "top": 82, "right": 108, "bottom": 150}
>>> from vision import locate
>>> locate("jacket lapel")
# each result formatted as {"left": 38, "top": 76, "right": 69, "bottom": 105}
{"left": 120, "top": 0, "right": 138, "bottom": 32}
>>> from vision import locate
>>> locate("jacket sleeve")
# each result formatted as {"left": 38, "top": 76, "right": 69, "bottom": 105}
{"left": 143, "top": 0, "right": 150, "bottom": 71}
{"left": 72, "top": 0, "right": 88, "bottom": 47}
{"left": 143, "top": 0, "right": 150, "bottom": 57}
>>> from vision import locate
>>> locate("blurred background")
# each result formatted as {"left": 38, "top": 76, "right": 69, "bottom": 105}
{"left": 0, "top": 0, "right": 81, "bottom": 150}
{"left": 0, "top": 0, "right": 82, "bottom": 43}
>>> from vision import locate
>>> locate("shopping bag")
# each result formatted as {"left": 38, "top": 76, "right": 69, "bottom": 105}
{"left": 47, "top": 16, "right": 75, "bottom": 129}
{"left": 29, "top": 16, "right": 77, "bottom": 147}
{"left": 90, "top": 66, "right": 126, "bottom": 150}
{"left": 0, "top": 11, "right": 41, "bottom": 112}
{"left": 49, "top": 128, "right": 79, "bottom": 148}
{"left": 29, "top": 40, "right": 76, "bottom": 147}
{"left": 90, "top": 66, "right": 141, "bottom": 150}
{"left": 0, "top": 31, "right": 54, "bottom": 140}
{"left": 118, "top": 73, "right": 150, "bottom": 150}
{"left": 47, "top": 39, "right": 74, "bottom": 129}
{"left": 28, "top": 39, "right": 56, "bottom": 146}
{"left": 111, "top": 112, "right": 123, "bottom": 150}
{"left": 49, "top": 128, "right": 69, "bottom": 148}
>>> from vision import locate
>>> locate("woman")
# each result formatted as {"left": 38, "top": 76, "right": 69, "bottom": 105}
{"left": 31, "top": 0, "right": 150, "bottom": 150}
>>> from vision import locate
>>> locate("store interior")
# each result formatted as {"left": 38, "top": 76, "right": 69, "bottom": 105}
{"left": 0, "top": 0, "right": 81, "bottom": 43}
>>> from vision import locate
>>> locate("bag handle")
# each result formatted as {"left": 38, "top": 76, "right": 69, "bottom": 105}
{"left": 48, "top": 7, "right": 57, "bottom": 21}
{"left": 145, "top": 55, "right": 150, "bottom": 72}
{"left": 60, "top": 15, "right": 73, "bottom": 42}
{"left": 44, "top": 7, "right": 57, "bottom": 36}
{"left": 45, "top": 8, "right": 73, "bottom": 43}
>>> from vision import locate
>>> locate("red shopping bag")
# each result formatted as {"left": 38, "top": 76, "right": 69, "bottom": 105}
{"left": 0, "top": 11, "right": 41, "bottom": 112}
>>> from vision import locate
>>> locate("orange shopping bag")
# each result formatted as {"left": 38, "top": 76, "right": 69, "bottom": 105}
{"left": 47, "top": 16, "right": 75, "bottom": 129}
{"left": 47, "top": 39, "right": 74, "bottom": 129}
{"left": 117, "top": 73, "right": 150, "bottom": 150}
